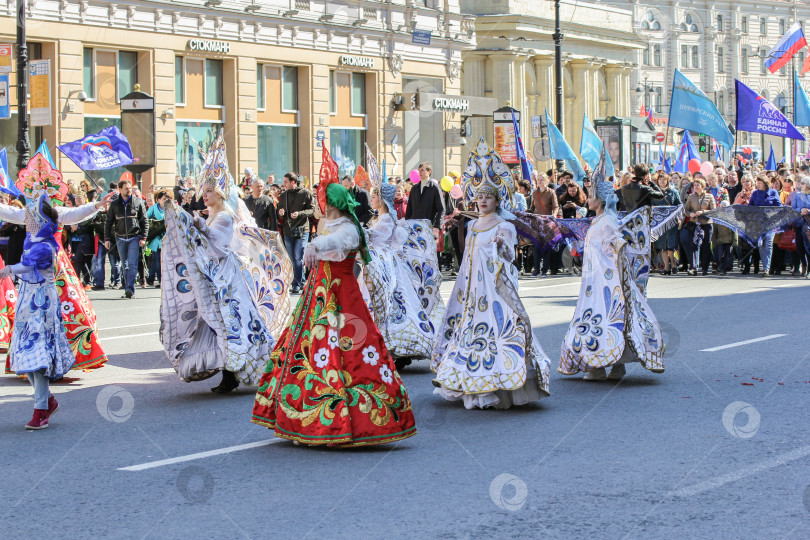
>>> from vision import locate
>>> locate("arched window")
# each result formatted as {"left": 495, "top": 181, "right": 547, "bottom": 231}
{"left": 680, "top": 13, "right": 699, "bottom": 32}
{"left": 641, "top": 11, "right": 661, "bottom": 31}
{"left": 775, "top": 92, "right": 787, "bottom": 114}
{"left": 717, "top": 91, "right": 725, "bottom": 114}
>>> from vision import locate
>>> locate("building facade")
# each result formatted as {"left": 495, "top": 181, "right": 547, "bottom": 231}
{"left": 0, "top": 0, "right": 472, "bottom": 190}
{"left": 605, "top": 0, "right": 810, "bottom": 159}
{"left": 460, "top": 0, "right": 644, "bottom": 169}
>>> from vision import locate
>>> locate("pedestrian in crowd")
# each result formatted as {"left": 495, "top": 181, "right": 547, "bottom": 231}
{"left": 749, "top": 176, "right": 782, "bottom": 278}
{"left": 620, "top": 164, "right": 665, "bottom": 212}
{"left": 91, "top": 199, "right": 121, "bottom": 291}
{"left": 104, "top": 178, "right": 149, "bottom": 299}
{"left": 653, "top": 173, "right": 682, "bottom": 275}
{"left": 277, "top": 172, "right": 314, "bottom": 294}
{"left": 558, "top": 182, "right": 587, "bottom": 218}
{"left": 266, "top": 174, "right": 276, "bottom": 187}
{"left": 725, "top": 168, "right": 742, "bottom": 203}
{"left": 404, "top": 161, "right": 444, "bottom": 237}
{"left": 393, "top": 183, "right": 408, "bottom": 219}
{"left": 243, "top": 177, "right": 277, "bottom": 231}
{"left": 67, "top": 191, "right": 96, "bottom": 287}
{"left": 514, "top": 179, "right": 530, "bottom": 212}
{"left": 681, "top": 177, "right": 716, "bottom": 276}
{"left": 529, "top": 171, "right": 560, "bottom": 277}
{"left": 267, "top": 183, "right": 281, "bottom": 206}
{"left": 145, "top": 189, "right": 168, "bottom": 288}
{"left": 340, "top": 174, "right": 372, "bottom": 225}
{"left": 792, "top": 176, "right": 810, "bottom": 277}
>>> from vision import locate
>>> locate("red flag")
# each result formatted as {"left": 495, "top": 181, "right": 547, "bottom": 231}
{"left": 802, "top": 52, "right": 810, "bottom": 75}
{"left": 639, "top": 104, "right": 647, "bottom": 117}
{"left": 317, "top": 145, "right": 340, "bottom": 214}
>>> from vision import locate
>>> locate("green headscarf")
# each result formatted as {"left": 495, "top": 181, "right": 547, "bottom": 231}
{"left": 326, "top": 183, "right": 370, "bottom": 263}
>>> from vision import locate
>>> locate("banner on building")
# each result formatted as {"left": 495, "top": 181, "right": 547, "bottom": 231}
{"left": 29, "top": 59, "right": 51, "bottom": 127}
{"left": 0, "top": 74, "right": 9, "bottom": 120}
{"left": 0, "top": 45, "right": 12, "bottom": 74}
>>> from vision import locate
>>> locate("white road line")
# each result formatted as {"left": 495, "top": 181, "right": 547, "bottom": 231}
{"left": 101, "top": 331, "right": 160, "bottom": 341}
{"left": 672, "top": 445, "right": 810, "bottom": 497}
{"left": 700, "top": 334, "right": 787, "bottom": 352}
{"left": 118, "top": 439, "right": 282, "bottom": 471}
{"left": 99, "top": 322, "right": 159, "bottom": 331}
{"left": 520, "top": 282, "right": 581, "bottom": 293}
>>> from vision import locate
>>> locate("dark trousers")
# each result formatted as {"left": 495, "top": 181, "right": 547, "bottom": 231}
{"left": 680, "top": 224, "right": 712, "bottom": 272}
{"left": 795, "top": 229, "right": 809, "bottom": 271}
{"left": 715, "top": 243, "right": 733, "bottom": 272}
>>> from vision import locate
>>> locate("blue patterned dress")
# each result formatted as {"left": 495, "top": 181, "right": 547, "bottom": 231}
{"left": 9, "top": 239, "right": 75, "bottom": 379}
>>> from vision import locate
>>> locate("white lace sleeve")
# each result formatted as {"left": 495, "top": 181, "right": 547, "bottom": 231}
{"left": 495, "top": 221, "right": 517, "bottom": 262}
{"left": 205, "top": 212, "right": 235, "bottom": 259}
{"left": 0, "top": 203, "right": 25, "bottom": 224}
{"left": 368, "top": 214, "right": 395, "bottom": 246}
{"left": 312, "top": 220, "right": 360, "bottom": 261}
{"left": 57, "top": 203, "right": 99, "bottom": 225}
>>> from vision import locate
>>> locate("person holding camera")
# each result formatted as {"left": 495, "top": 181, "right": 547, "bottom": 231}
{"left": 277, "top": 172, "right": 314, "bottom": 293}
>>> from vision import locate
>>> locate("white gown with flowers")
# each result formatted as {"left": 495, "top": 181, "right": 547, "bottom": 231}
{"left": 559, "top": 210, "right": 665, "bottom": 375}
{"left": 160, "top": 203, "right": 273, "bottom": 384}
{"left": 364, "top": 214, "right": 444, "bottom": 359}
{"left": 432, "top": 217, "right": 551, "bottom": 409}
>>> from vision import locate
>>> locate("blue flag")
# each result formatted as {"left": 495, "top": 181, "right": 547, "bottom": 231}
{"left": 511, "top": 110, "right": 534, "bottom": 186}
{"left": 664, "top": 157, "right": 672, "bottom": 174}
{"left": 714, "top": 141, "right": 722, "bottom": 162}
{"left": 735, "top": 79, "right": 806, "bottom": 140}
{"left": 766, "top": 143, "right": 777, "bottom": 171}
{"left": 36, "top": 141, "right": 56, "bottom": 168}
{"left": 657, "top": 145, "right": 665, "bottom": 170}
{"left": 0, "top": 148, "right": 20, "bottom": 197}
{"left": 668, "top": 69, "right": 734, "bottom": 150}
{"left": 545, "top": 109, "right": 585, "bottom": 183}
{"left": 674, "top": 131, "right": 699, "bottom": 173}
{"left": 57, "top": 127, "right": 134, "bottom": 171}
{"left": 794, "top": 70, "right": 810, "bottom": 126}
{"left": 580, "top": 114, "right": 615, "bottom": 178}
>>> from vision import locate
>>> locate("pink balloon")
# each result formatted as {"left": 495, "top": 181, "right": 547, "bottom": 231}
{"left": 688, "top": 158, "right": 701, "bottom": 174}
{"left": 699, "top": 161, "right": 714, "bottom": 176}
{"left": 409, "top": 169, "right": 421, "bottom": 184}
{"left": 450, "top": 185, "right": 463, "bottom": 199}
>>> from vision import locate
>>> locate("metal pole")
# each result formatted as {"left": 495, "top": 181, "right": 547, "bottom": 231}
{"left": 553, "top": 0, "right": 564, "bottom": 170}
{"left": 15, "top": 0, "right": 29, "bottom": 173}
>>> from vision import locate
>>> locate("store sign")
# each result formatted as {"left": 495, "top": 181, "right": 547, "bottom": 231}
{"left": 433, "top": 96, "right": 469, "bottom": 112}
{"left": 0, "top": 44, "right": 11, "bottom": 74}
{"left": 0, "top": 74, "right": 9, "bottom": 119}
{"left": 187, "top": 39, "right": 231, "bottom": 54}
{"left": 29, "top": 59, "right": 51, "bottom": 127}
{"left": 340, "top": 55, "right": 374, "bottom": 68}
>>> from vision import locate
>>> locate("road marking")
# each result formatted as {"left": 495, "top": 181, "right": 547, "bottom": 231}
{"left": 700, "top": 334, "right": 787, "bottom": 352}
{"left": 520, "top": 282, "right": 581, "bottom": 293}
{"left": 101, "top": 331, "right": 160, "bottom": 341}
{"left": 99, "top": 322, "right": 159, "bottom": 331}
{"left": 118, "top": 439, "right": 282, "bottom": 471}
{"left": 672, "top": 445, "right": 810, "bottom": 497}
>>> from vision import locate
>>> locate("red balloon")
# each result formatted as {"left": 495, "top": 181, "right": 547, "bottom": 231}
{"left": 688, "top": 158, "right": 701, "bottom": 173}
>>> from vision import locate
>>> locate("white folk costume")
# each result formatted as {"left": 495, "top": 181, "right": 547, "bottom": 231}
{"left": 559, "top": 169, "right": 665, "bottom": 378}
{"left": 431, "top": 139, "right": 551, "bottom": 409}
{"left": 160, "top": 135, "right": 291, "bottom": 391}
{"left": 363, "top": 146, "right": 444, "bottom": 362}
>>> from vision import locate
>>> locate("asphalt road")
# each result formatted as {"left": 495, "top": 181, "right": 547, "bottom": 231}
{"left": 2, "top": 272, "right": 809, "bottom": 539}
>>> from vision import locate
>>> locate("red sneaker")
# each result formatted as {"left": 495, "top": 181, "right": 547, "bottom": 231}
{"left": 47, "top": 395, "right": 59, "bottom": 419}
{"left": 25, "top": 409, "right": 49, "bottom": 430}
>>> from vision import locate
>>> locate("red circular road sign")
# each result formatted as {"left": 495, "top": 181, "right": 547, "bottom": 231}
{"left": 655, "top": 132, "right": 666, "bottom": 143}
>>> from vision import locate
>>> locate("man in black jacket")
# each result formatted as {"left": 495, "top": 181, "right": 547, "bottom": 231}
{"left": 243, "top": 177, "right": 277, "bottom": 231}
{"left": 340, "top": 175, "right": 372, "bottom": 225}
{"left": 621, "top": 163, "right": 665, "bottom": 212}
{"left": 405, "top": 161, "right": 444, "bottom": 235}
{"left": 277, "top": 172, "right": 314, "bottom": 293}
{"left": 104, "top": 178, "right": 148, "bottom": 298}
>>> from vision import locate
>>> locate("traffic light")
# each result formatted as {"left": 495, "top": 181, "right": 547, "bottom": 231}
{"left": 698, "top": 137, "right": 707, "bottom": 153}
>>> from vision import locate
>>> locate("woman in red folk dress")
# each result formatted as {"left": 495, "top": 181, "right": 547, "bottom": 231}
{"left": 252, "top": 181, "right": 416, "bottom": 447}
{"left": 0, "top": 255, "right": 17, "bottom": 354}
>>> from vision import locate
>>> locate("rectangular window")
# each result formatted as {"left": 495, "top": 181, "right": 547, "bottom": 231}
{"left": 258, "top": 125, "right": 298, "bottom": 180}
{"left": 257, "top": 63, "right": 265, "bottom": 110}
{"left": 681, "top": 45, "right": 688, "bottom": 68}
{"left": 654, "top": 87, "right": 662, "bottom": 111}
{"left": 83, "top": 48, "right": 95, "bottom": 99}
{"left": 761, "top": 17, "right": 767, "bottom": 35}
{"left": 329, "top": 70, "right": 336, "bottom": 114}
{"left": 741, "top": 16, "right": 748, "bottom": 33}
{"left": 118, "top": 50, "right": 138, "bottom": 100}
{"left": 801, "top": 51, "right": 807, "bottom": 68}
{"left": 717, "top": 46, "right": 724, "bottom": 72}
{"left": 175, "top": 56, "right": 184, "bottom": 104}
{"left": 351, "top": 72, "right": 366, "bottom": 115}
{"left": 741, "top": 48, "right": 748, "bottom": 73}
{"left": 779, "top": 19, "right": 785, "bottom": 35}
{"left": 205, "top": 59, "right": 223, "bottom": 107}
{"left": 691, "top": 46, "right": 699, "bottom": 68}
{"left": 717, "top": 14, "right": 723, "bottom": 32}
{"left": 717, "top": 93, "right": 725, "bottom": 114}
{"left": 282, "top": 66, "right": 298, "bottom": 111}
{"left": 653, "top": 44, "right": 661, "bottom": 66}
{"left": 643, "top": 46, "right": 650, "bottom": 66}
{"left": 330, "top": 128, "right": 365, "bottom": 175}
{"left": 761, "top": 48, "right": 767, "bottom": 74}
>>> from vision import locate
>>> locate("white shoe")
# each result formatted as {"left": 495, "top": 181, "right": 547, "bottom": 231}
{"left": 583, "top": 368, "right": 607, "bottom": 381}
{"left": 607, "top": 364, "right": 626, "bottom": 380}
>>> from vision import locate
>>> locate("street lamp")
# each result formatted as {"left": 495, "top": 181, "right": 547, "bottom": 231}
{"left": 635, "top": 75, "right": 659, "bottom": 113}
{"left": 552, "top": 0, "right": 563, "bottom": 169}
{"left": 16, "top": 0, "right": 29, "bottom": 173}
